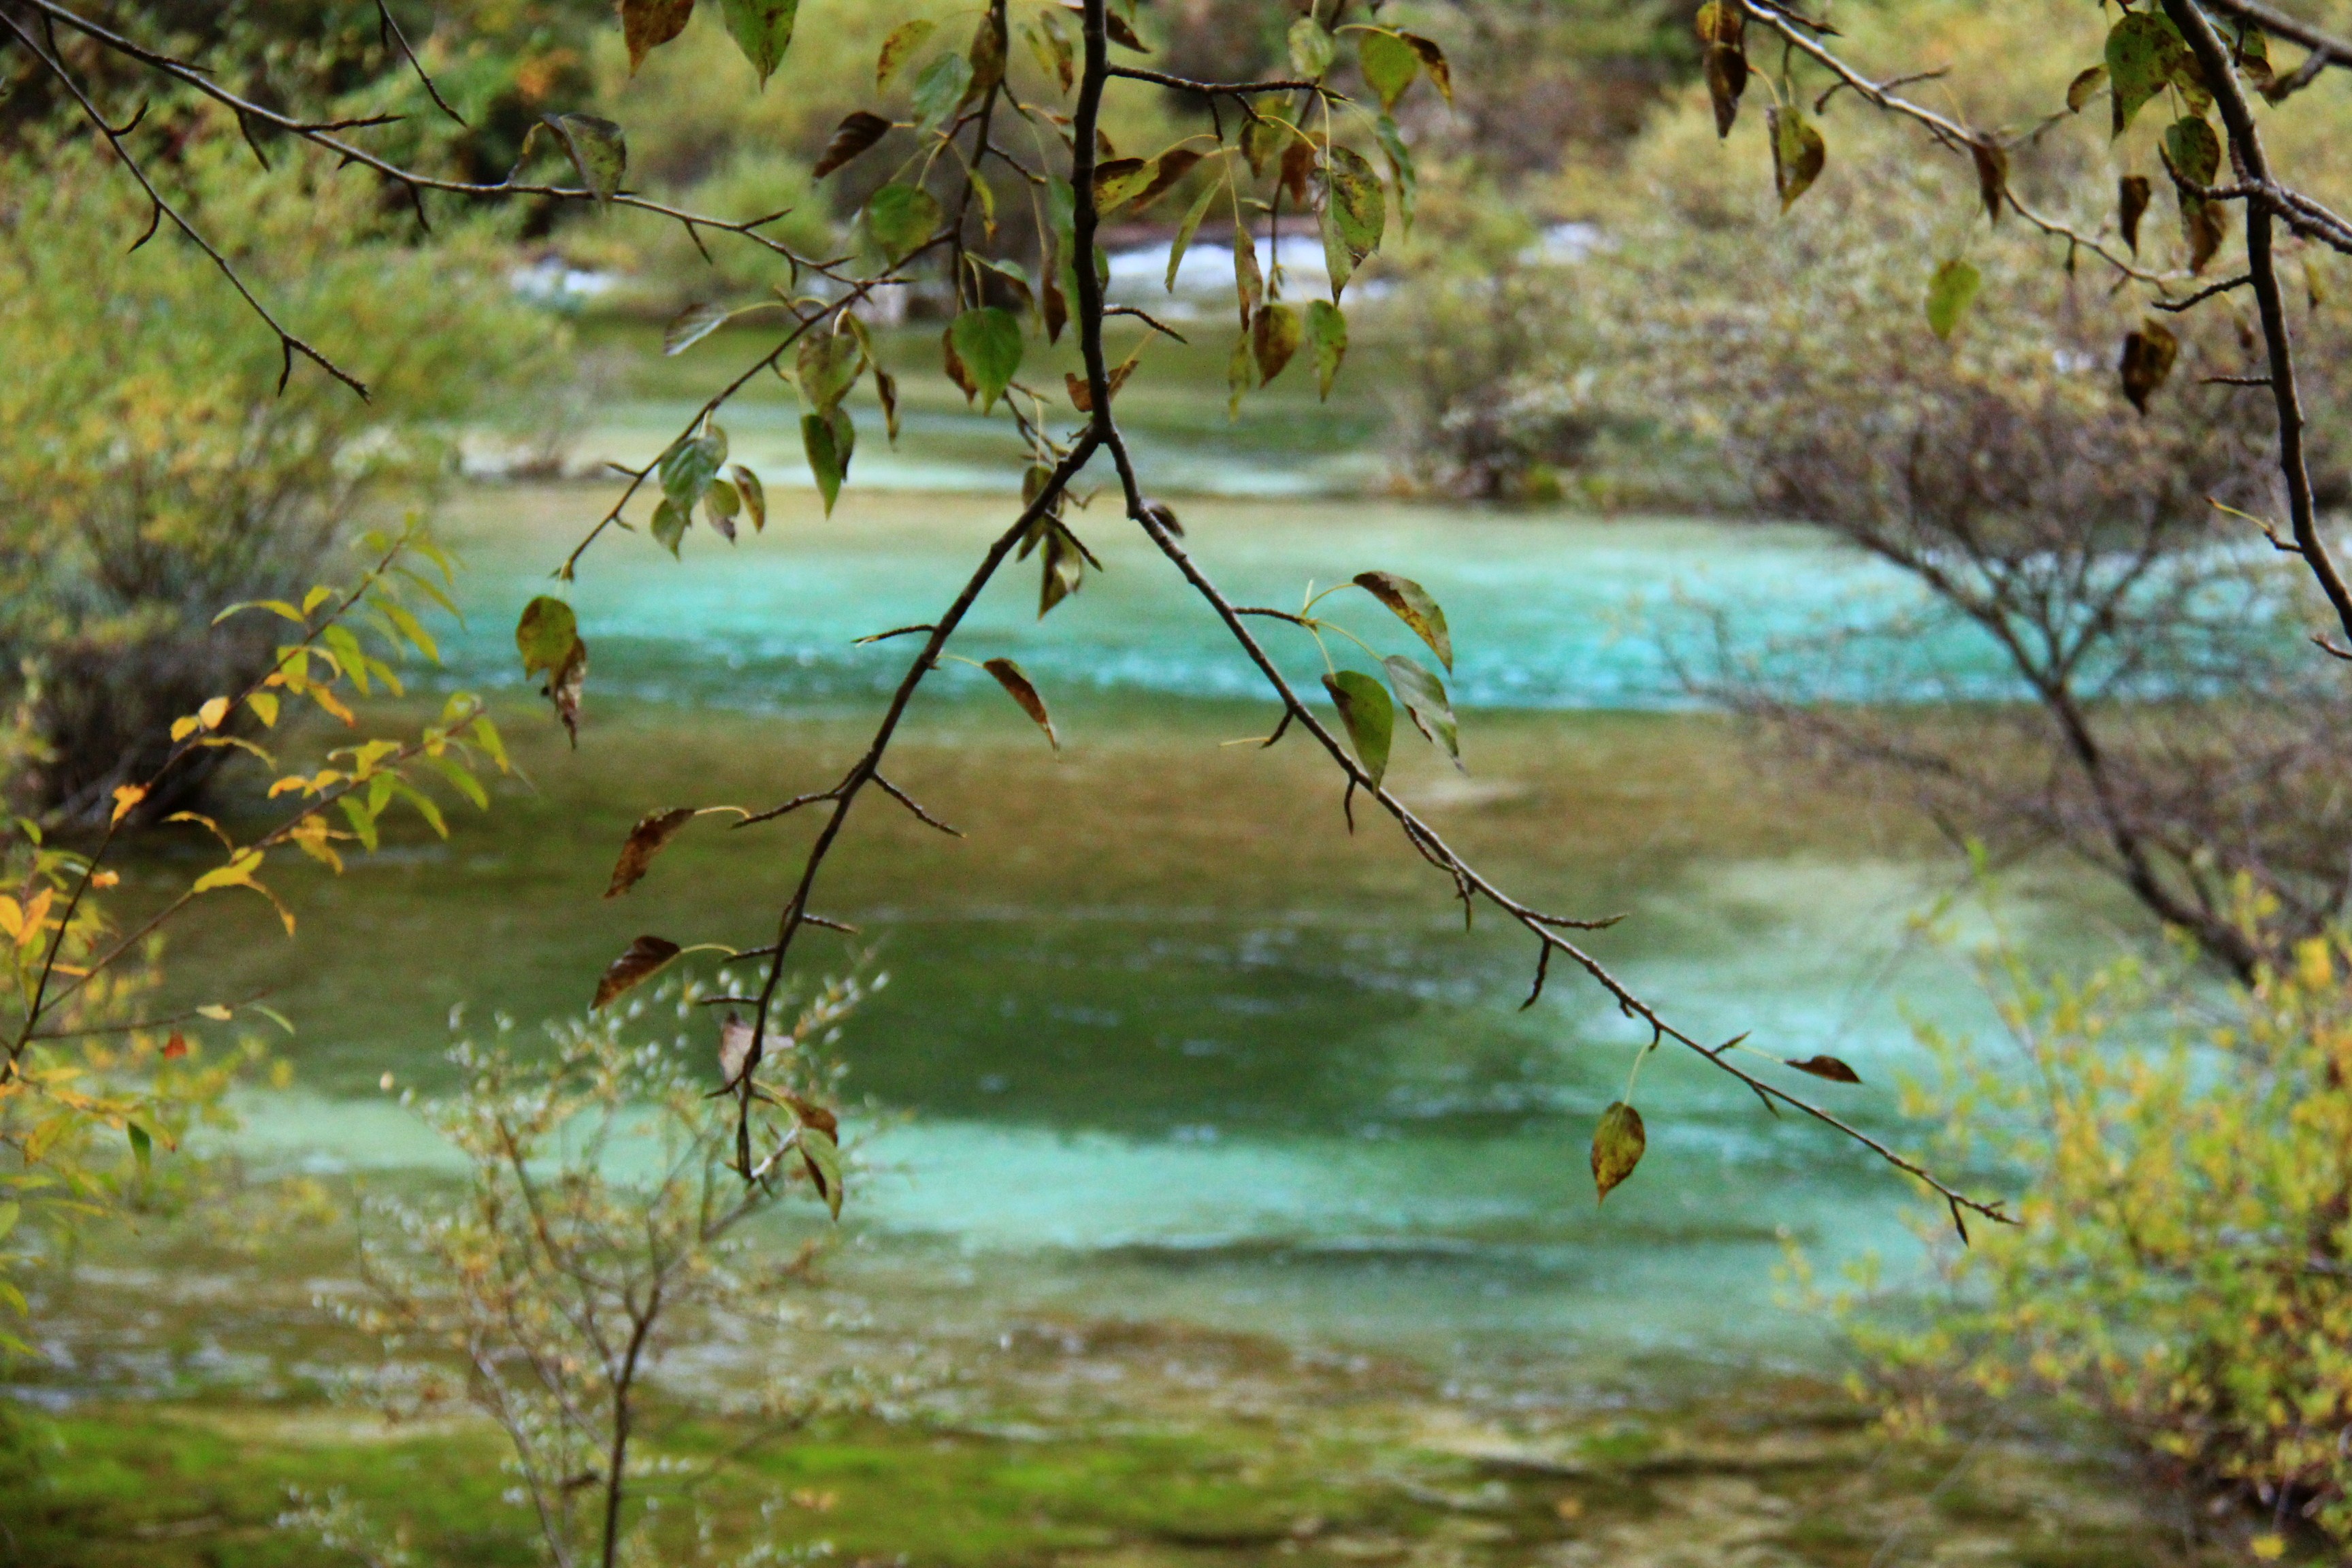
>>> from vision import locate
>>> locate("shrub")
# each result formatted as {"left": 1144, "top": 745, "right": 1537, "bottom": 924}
{"left": 1856, "top": 916, "right": 2352, "bottom": 1554}
{"left": 0, "top": 116, "right": 558, "bottom": 818}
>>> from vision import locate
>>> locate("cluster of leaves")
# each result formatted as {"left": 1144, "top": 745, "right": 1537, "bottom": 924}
{"left": 0, "top": 523, "right": 508, "bottom": 1354}
{"left": 1851, "top": 911, "right": 2352, "bottom": 1550}
{"left": 345, "top": 966, "right": 872, "bottom": 1566}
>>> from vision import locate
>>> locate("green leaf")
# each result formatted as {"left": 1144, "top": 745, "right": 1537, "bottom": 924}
{"left": 1769, "top": 104, "right": 1825, "bottom": 211}
{"left": 658, "top": 425, "right": 727, "bottom": 507}
{"left": 949, "top": 307, "right": 1023, "bottom": 411}
{"left": 983, "top": 657, "right": 1058, "bottom": 749}
{"left": 127, "top": 1122, "right": 152, "bottom": 1175}
{"left": 1251, "top": 301, "right": 1302, "bottom": 386}
{"left": 340, "top": 794, "right": 380, "bottom": 853}
{"left": 719, "top": 0, "right": 798, "bottom": 86}
{"left": 968, "top": 5, "right": 1008, "bottom": 93}
{"left": 1590, "top": 1101, "right": 1645, "bottom": 1204}
{"left": 1321, "top": 145, "right": 1386, "bottom": 301}
{"left": 651, "top": 496, "right": 691, "bottom": 555}
{"left": 802, "top": 411, "right": 845, "bottom": 514}
{"left": 2164, "top": 114, "right": 2221, "bottom": 189}
{"left": 1384, "top": 655, "right": 1460, "bottom": 770}
{"left": 1026, "top": 11, "right": 1075, "bottom": 91}
{"left": 1373, "top": 114, "right": 1418, "bottom": 235}
{"left": 910, "top": 51, "right": 974, "bottom": 137}
{"left": 876, "top": 18, "right": 935, "bottom": 88}
{"left": 1322, "top": 670, "right": 1394, "bottom": 787}
{"left": 1306, "top": 299, "right": 1348, "bottom": 401}
{"left": 0, "top": 1201, "right": 18, "bottom": 1243}
{"left": 516, "top": 596, "right": 580, "bottom": 681}
{"left": 1167, "top": 176, "right": 1221, "bottom": 292}
{"left": 622, "top": 0, "right": 694, "bottom": 74}
{"left": 705, "top": 477, "right": 741, "bottom": 541}
{"left": 544, "top": 114, "right": 625, "bottom": 203}
{"left": 1926, "top": 257, "right": 1981, "bottom": 342}
{"left": 864, "top": 182, "right": 943, "bottom": 267}
{"left": 1358, "top": 29, "right": 1420, "bottom": 110}
{"left": 2106, "top": 12, "right": 2189, "bottom": 137}
{"left": 797, "top": 331, "right": 864, "bottom": 412}
{"left": 813, "top": 110, "right": 892, "bottom": 179}
{"left": 1352, "top": 570, "right": 1453, "bottom": 671}
{"left": 1226, "top": 328, "right": 1252, "bottom": 418}
{"left": 1288, "top": 16, "right": 1335, "bottom": 78}
{"left": 799, "top": 1125, "right": 845, "bottom": 1220}
{"left": 593, "top": 934, "right": 683, "bottom": 1010}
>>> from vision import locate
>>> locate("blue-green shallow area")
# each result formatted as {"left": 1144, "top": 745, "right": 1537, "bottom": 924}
{"left": 159, "top": 487, "right": 2102, "bottom": 1391}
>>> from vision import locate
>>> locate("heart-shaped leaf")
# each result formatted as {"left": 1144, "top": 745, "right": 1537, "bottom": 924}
{"left": 623, "top": 0, "right": 693, "bottom": 73}
{"left": 950, "top": 306, "right": 1024, "bottom": 411}
{"left": 876, "top": 18, "right": 935, "bottom": 88}
{"left": 864, "top": 183, "right": 943, "bottom": 267}
{"left": 719, "top": 0, "right": 798, "bottom": 86}
{"left": 1591, "top": 1100, "right": 1646, "bottom": 1203}
{"left": 544, "top": 114, "right": 625, "bottom": 202}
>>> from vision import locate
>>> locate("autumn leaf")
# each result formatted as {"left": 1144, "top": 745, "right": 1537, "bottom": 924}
{"left": 1591, "top": 1100, "right": 1646, "bottom": 1203}
{"left": 593, "top": 935, "right": 683, "bottom": 1011}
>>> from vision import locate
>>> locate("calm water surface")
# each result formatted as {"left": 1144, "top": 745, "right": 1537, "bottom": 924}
{"left": 210, "top": 480, "right": 2082, "bottom": 1386}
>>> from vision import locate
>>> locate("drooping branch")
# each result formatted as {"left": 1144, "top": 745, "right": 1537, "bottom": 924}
{"left": 2161, "top": 0, "right": 2352, "bottom": 652}
{"left": 1064, "top": 0, "right": 2011, "bottom": 1226}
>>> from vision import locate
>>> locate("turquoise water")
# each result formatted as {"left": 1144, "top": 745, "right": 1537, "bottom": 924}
{"left": 176, "top": 481, "right": 2098, "bottom": 1388}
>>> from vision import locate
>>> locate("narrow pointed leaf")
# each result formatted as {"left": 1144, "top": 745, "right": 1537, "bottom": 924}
{"left": 607, "top": 807, "right": 696, "bottom": 898}
{"left": 1352, "top": 571, "right": 1452, "bottom": 670}
{"left": 983, "top": 657, "right": 1058, "bottom": 749}
{"left": 1786, "top": 1054, "right": 1863, "bottom": 1083}
{"left": 813, "top": 110, "right": 892, "bottom": 178}
{"left": 593, "top": 935, "right": 683, "bottom": 1010}
{"left": 1322, "top": 670, "right": 1394, "bottom": 787}
{"left": 1306, "top": 299, "right": 1348, "bottom": 400}
{"left": 1384, "top": 655, "right": 1460, "bottom": 769}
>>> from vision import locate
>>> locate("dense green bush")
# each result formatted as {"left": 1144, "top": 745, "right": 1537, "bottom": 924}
{"left": 0, "top": 118, "right": 558, "bottom": 818}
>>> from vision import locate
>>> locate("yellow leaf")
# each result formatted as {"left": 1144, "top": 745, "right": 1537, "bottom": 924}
{"left": 170, "top": 715, "right": 199, "bottom": 742}
{"left": 291, "top": 814, "right": 345, "bottom": 874}
{"left": 195, "top": 1004, "right": 233, "bottom": 1022}
{"left": 0, "top": 898, "right": 21, "bottom": 941}
{"left": 111, "top": 784, "right": 146, "bottom": 826}
{"left": 2251, "top": 1536, "right": 2286, "bottom": 1561}
{"left": 197, "top": 696, "right": 229, "bottom": 731}
{"left": 91, "top": 870, "right": 118, "bottom": 889}
{"left": 310, "top": 685, "right": 357, "bottom": 725}
{"left": 249, "top": 691, "right": 280, "bottom": 728}
{"left": 192, "top": 848, "right": 263, "bottom": 893}
{"left": 15, "top": 889, "right": 52, "bottom": 949}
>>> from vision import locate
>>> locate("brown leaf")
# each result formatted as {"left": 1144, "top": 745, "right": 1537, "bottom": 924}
{"left": 593, "top": 934, "right": 683, "bottom": 1010}
{"left": 1590, "top": 1100, "right": 1646, "bottom": 1204}
{"left": 1401, "top": 33, "right": 1452, "bottom": 103}
{"left": 982, "top": 657, "right": 1058, "bottom": 750}
{"left": 784, "top": 1092, "right": 839, "bottom": 1141}
{"left": 2119, "top": 174, "right": 2152, "bottom": 253}
{"left": 1784, "top": 1054, "right": 1863, "bottom": 1083}
{"left": 1141, "top": 501, "right": 1183, "bottom": 537}
{"left": 2120, "top": 318, "right": 2179, "bottom": 413}
{"left": 2065, "top": 64, "right": 2109, "bottom": 112}
{"left": 813, "top": 111, "right": 892, "bottom": 179}
{"left": 1133, "top": 147, "right": 1204, "bottom": 212}
{"left": 941, "top": 325, "right": 977, "bottom": 402}
{"left": 605, "top": 807, "right": 695, "bottom": 898}
{"left": 1971, "top": 140, "right": 2008, "bottom": 224}
{"left": 1278, "top": 135, "right": 1317, "bottom": 206}
{"left": 623, "top": 0, "right": 693, "bottom": 73}
{"left": 1064, "top": 358, "right": 1136, "bottom": 412}
{"left": 1100, "top": 6, "right": 1149, "bottom": 51}
{"left": 1250, "top": 301, "right": 1302, "bottom": 385}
